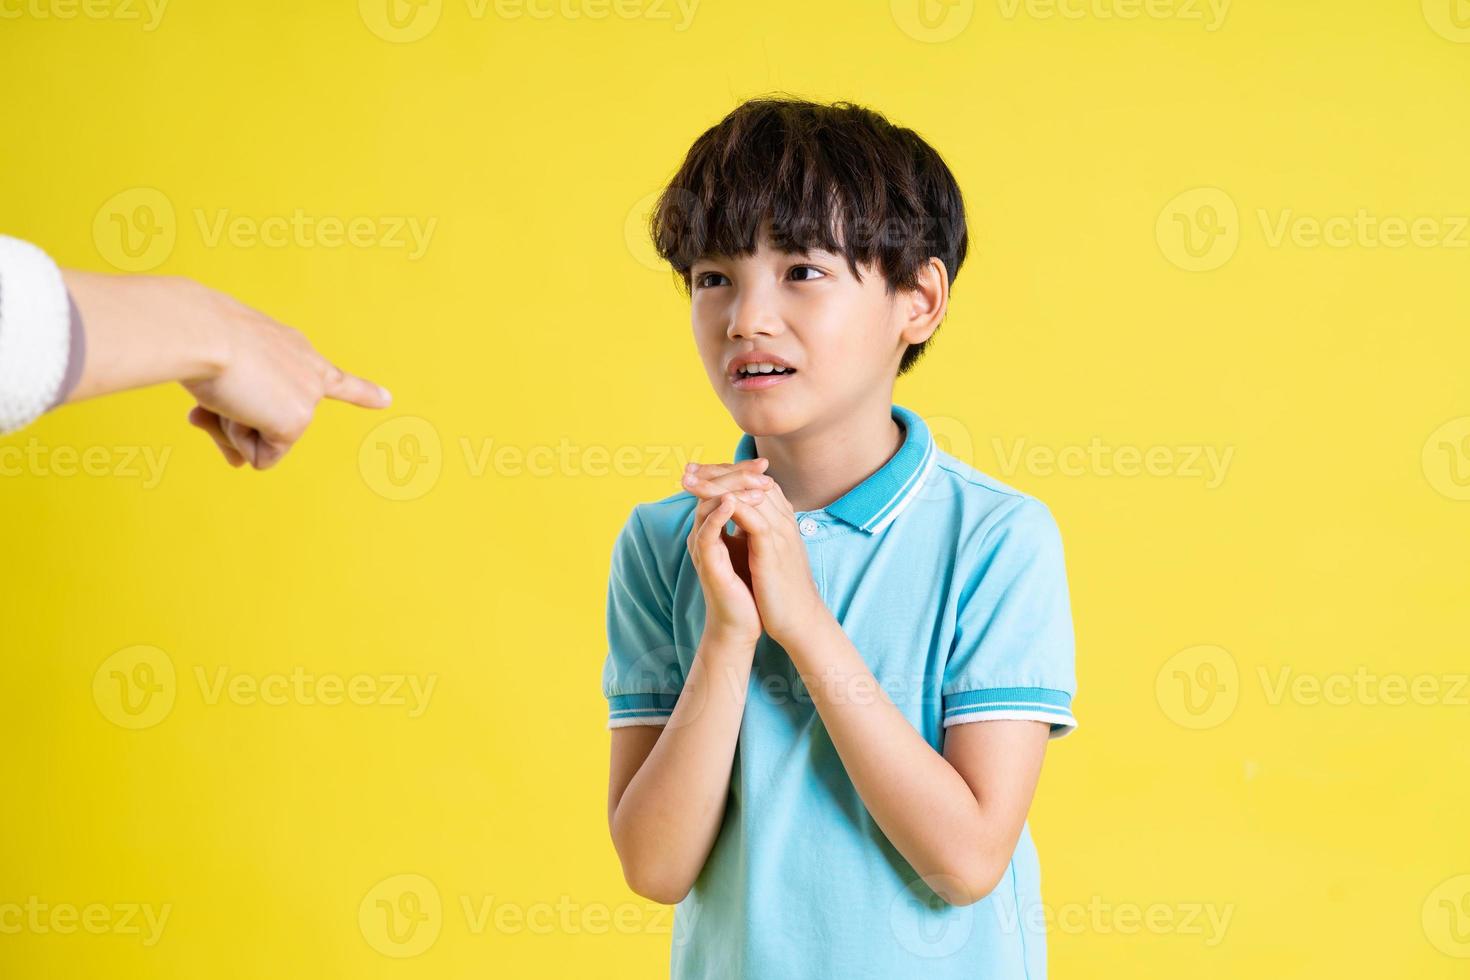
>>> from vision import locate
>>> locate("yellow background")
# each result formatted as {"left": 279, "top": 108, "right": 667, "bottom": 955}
{"left": 3, "top": 0, "right": 1469, "bottom": 976}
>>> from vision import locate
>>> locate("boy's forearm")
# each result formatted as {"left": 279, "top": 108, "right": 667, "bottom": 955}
{"left": 779, "top": 613, "right": 1006, "bottom": 905}
{"left": 610, "top": 631, "right": 755, "bottom": 904}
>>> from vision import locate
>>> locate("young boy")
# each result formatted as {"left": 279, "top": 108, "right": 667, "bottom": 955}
{"left": 602, "top": 98, "right": 1078, "bottom": 979}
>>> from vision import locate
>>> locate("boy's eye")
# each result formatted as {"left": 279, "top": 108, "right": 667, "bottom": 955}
{"left": 694, "top": 271, "right": 730, "bottom": 289}
{"left": 789, "top": 265, "right": 826, "bottom": 282}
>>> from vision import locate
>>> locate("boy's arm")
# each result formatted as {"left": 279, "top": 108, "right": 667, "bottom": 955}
{"left": 781, "top": 612, "right": 1049, "bottom": 906}
{"left": 607, "top": 630, "right": 755, "bottom": 905}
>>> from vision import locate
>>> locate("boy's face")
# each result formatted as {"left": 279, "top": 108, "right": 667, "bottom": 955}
{"left": 688, "top": 229, "right": 937, "bottom": 437}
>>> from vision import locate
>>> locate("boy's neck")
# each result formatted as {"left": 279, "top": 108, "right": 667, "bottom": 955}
{"left": 753, "top": 401, "right": 905, "bottom": 514}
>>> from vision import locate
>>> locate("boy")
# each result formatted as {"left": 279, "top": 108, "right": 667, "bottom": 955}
{"left": 602, "top": 98, "right": 1078, "bottom": 979}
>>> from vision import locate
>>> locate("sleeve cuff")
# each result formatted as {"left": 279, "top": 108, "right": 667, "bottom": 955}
{"left": 607, "top": 691, "right": 678, "bottom": 729}
{"left": 941, "top": 686, "right": 1077, "bottom": 739}
{"left": 0, "top": 235, "right": 73, "bottom": 434}
{"left": 48, "top": 290, "right": 87, "bottom": 409}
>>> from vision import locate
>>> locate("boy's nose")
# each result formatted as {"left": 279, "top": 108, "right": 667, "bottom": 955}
{"left": 728, "top": 290, "right": 783, "bottom": 339}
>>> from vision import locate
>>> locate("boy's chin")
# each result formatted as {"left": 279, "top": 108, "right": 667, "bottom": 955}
{"left": 720, "top": 395, "right": 810, "bottom": 437}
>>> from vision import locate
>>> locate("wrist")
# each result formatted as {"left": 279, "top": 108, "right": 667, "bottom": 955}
{"left": 700, "top": 626, "right": 759, "bottom": 659}
{"left": 767, "top": 591, "right": 829, "bottom": 649}
{"left": 157, "top": 275, "right": 231, "bottom": 383}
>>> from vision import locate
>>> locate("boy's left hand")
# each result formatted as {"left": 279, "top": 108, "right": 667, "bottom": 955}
{"left": 681, "top": 460, "right": 827, "bottom": 646}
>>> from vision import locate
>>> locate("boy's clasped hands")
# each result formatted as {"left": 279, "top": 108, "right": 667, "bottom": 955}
{"left": 681, "top": 458, "right": 826, "bottom": 649}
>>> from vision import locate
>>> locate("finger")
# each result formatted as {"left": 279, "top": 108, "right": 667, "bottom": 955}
{"left": 696, "top": 495, "right": 741, "bottom": 576}
{"left": 687, "top": 494, "right": 723, "bottom": 552}
{"left": 323, "top": 365, "right": 392, "bottom": 409}
{"left": 726, "top": 496, "right": 773, "bottom": 541}
{"left": 684, "top": 458, "right": 769, "bottom": 480}
{"left": 188, "top": 406, "right": 245, "bottom": 467}
{"left": 682, "top": 467, "right": 774, "bottom": 499}
{"left": 221, "top": 417, "right": 261, "bottom": 468}
{"left": 253, "top": 437, "right": 291, "bottom": 470}
{"left": 759, "top": 479, "right": 795, "bottom": 519}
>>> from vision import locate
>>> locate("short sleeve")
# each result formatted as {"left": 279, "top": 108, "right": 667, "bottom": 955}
{"left": 601, "top": 505, "right": 685, "bottom": 729}
{"left": 942, "top": 496, "right": 1078, "bottom": 739}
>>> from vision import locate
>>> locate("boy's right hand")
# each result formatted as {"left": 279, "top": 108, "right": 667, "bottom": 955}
{"left": 683, "top": 458, "right": 772, "bottom": 647}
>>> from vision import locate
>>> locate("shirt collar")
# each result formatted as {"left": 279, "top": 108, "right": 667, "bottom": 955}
{"left": 732, "top": 403, "right": 936, "bottom": 534}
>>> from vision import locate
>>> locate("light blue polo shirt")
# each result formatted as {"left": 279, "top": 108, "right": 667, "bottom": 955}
{"left": 601, "top": 402, "right": 1078, "bottom": 979}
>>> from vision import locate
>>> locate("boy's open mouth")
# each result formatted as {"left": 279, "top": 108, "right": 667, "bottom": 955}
{"left": 730, "top": 364, "right": 798, "bottom": 390}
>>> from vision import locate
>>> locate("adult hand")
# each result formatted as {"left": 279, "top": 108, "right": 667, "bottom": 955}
{"left": 180, "top": 286, "right": 389, "bottom": 468}
{"left": 61, "top": 271, "right": 391, "bottom": 470}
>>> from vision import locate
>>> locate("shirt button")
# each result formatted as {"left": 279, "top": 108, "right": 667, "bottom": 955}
{"left": 798, "top": 518, "right": 819, "bottom": 537}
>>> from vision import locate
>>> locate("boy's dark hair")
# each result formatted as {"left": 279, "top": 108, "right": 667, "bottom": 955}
{"left": 649, "top": 97, "right": 968, "bottom": 376}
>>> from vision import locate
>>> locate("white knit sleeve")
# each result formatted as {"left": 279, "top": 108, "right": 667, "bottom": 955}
{"left": 0, "top": 235, "right": 74, "bottom": 435}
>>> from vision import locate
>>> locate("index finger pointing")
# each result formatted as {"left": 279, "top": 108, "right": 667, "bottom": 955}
{"left": 324, "top": 366, "right": 393, "bottom": 409}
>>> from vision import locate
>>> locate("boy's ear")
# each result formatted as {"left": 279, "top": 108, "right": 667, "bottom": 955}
{"left": 899, "top": 256, "right": 949, "bottom": 346}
